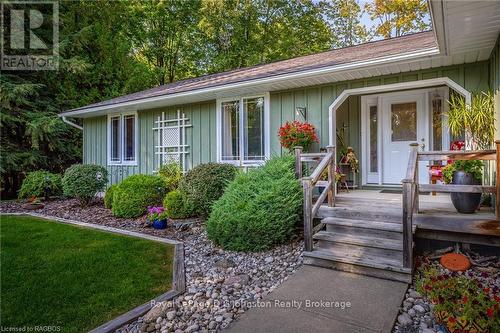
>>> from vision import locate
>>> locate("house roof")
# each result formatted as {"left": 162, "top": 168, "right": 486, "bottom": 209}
{"left": 62, "top": 31, "right": 436, "bottom": 116}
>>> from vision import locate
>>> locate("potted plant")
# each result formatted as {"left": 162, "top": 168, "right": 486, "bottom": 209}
{"left": 278, "top": 120, "right": 319, "bottom": 152}
{"left": 147, "top": 206, "right": 168, "bottom": 229}
{"left": 442, "top": 161, "right": 483, "bottom": 213}
{"left": 445, "top": 91, "right": 495, "bottom": 213}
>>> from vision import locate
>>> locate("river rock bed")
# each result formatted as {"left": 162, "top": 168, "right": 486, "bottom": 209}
{"left": 118, "top": 228, "right": 303, "bottom": 333}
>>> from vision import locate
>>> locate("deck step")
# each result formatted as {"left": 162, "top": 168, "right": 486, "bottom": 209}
{"left": 322, "top": 217, "right": 403, "bottom": 232}
{"left": 313, "top": 231, "right": 403, "bottom": 251}
{"left": 303, "top": 249, "right": 412, "bottom": 283}
{"left": 317, "top": 205, "right": 402, "bottom": 222}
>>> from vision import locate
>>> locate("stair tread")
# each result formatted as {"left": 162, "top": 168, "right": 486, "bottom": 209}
{"left": 313, "top": 231, "right": 403, "bottom": 250}
{"left": 322, "top": 217, "right": 403, "bottom": 232}
{"left": 303, "top": 248, "right": 411, "bottom": 274}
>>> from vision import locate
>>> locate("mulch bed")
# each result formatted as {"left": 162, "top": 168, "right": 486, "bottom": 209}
{"left": 0, "top": 198, "right": 203, "bottom": 241}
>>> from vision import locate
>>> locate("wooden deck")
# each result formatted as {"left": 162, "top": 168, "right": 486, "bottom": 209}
{"left": 335, "top": 190, "right": 500, "bottom": 246}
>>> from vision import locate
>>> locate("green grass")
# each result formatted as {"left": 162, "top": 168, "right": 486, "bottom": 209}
{"left": 0, "top": 215, "right": 174, "bottom": 332}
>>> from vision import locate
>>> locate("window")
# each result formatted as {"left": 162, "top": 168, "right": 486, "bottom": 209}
{"left": 391, "top": 102, "right": 417, "bottom": 142}
{"left": 108, "top": 113, "right": 137, "bottom": 165}
{"left": 219, "top": 95, "right": 268, "bottom": 164}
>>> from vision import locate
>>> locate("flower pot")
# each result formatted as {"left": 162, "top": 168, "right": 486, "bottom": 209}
{"left": 152, "top": 219, "right": 167, "bottom": 229}
{"left": 450, "top": 171, "right": 482, "bottom": 214}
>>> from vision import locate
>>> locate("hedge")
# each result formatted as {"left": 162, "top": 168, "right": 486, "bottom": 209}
{"left": 18, "top": 170, "right": 62, "bottom": 199}
{"left": 62, "top": 164, "right": 108, "bottom": 205}
{"left": 178, "top": 163, "right": 237, "bottom": 217}
{"left": 206, "top": 155, "right": 302, "bottom": 251}
{"left": 112, "top": 174, "right": 165, "bottom": 218}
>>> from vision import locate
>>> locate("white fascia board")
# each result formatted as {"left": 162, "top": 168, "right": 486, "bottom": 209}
{"left": 60, "top": 47, "right": 440, "bottom": 118}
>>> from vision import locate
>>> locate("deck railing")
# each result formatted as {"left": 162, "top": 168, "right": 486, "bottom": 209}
{"left": 295, "top": 146, "right": 336, "bottom": 252}
{"left": 401, "top": 140, "right": 500, "bottom": 269}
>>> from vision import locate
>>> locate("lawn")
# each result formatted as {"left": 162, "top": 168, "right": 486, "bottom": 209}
{"left": 0, "top": 215, "right": 174, "bottom": 332}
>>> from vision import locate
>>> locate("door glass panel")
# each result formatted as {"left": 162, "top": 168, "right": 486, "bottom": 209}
{"left": 432, "top": 98, "right": 443, "bottom": 150}
{"left": 221, "top": 101, "right": 240, "bottom": 160}
{"left": 369, "top": 105, "right": 378, "bottom": 172}
{"left": 391, "top": 102, "right": 417, "bottom": 142}
{"left": 243, "top": 97, "right": 265, "bottom": 161}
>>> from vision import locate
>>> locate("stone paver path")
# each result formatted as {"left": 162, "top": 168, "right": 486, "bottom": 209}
{"left": 227, "top": 265, "right": 408, "bottom": 333}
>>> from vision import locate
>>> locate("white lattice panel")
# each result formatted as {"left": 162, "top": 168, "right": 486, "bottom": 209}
{"left": 153, "top": 110, "right": 191, "bottom": 172}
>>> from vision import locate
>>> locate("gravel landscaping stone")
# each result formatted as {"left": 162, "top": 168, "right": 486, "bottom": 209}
{"left": 1, "top": 199, "right": 303, "bottom": 332}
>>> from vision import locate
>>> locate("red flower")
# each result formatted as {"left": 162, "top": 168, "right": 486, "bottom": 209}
{"left": 483, "top": 288, "right": 490, "bottom": 293}
{"left": 448, "top": 317, "right": 456, "bottom": 323}
{"left": 278, "top": 121, "right": 319, "bottom": 151}
{"left": 487, "top": 308, "right": 494, "bottom": 318}
{"left": 462, "top": 296, "right": 468, "bottom": 304}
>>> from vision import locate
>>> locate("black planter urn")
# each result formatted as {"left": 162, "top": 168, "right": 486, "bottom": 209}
{"left": 450, "top": 170, "right": 481, "bottom": 214}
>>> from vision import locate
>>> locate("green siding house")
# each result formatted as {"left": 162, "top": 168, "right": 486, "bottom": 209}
{"left": 60, "top": 1, "right": 500, "bottom": 186}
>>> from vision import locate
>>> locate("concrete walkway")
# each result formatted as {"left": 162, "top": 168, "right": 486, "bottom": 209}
{"left": 227, "top": 266, "right": 408, "bottom": 333}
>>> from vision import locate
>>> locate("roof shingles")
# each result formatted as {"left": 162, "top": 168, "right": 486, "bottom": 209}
{"left": 64, "top": 31, "right": 436, "bottom": 113}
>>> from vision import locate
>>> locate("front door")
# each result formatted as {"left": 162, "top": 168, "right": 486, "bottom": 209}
{"left": 381, "top": 93, "right": 427, "bottom": 184}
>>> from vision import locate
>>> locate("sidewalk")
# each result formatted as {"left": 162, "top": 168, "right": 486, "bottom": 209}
{"left": 226, "top": 265, "right": 408, "bottom": 333}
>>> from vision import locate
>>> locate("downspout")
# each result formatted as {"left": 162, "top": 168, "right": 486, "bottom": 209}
{"left": 61, "top": 115, "right": 83, "bottom": 131}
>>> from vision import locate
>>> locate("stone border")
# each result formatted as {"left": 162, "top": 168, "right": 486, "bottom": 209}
{"left": 1, "top": 213, "right": 186, "bottom": 333}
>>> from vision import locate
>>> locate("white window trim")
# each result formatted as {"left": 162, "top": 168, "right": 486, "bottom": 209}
{"left": 107, "top": 111, "right": 138, "bottom": 166}
{"left": 216, "top": 93, "right": 270, "bottom": 166}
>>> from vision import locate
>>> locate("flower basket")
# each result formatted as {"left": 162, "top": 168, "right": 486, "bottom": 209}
{"left": 147, "top": 206, "right": 168, "bottom": 229}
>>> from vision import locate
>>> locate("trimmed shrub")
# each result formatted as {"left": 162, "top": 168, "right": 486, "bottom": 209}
{"left": 62, "top": 164, "right": 108, "bottom": 205}
{"left": 206, "top": 155, "right": 302, "bottom": 251}
{"left": 18, "top": 170, "right": 62, "bottom": 199}
{"left": 112, "top": 174, "right": 165, "bottom": 218}
{"left": 163, "top": 190, "right": 194, "bottom": 219}
{"left": 158, "top": 162, "right": 182, "bottom": 193}
{"left": 179, "top": 163, "right": 238, "bottom": 217}
{"left": 104, "top": 184, "right": 116, "bottom": 209}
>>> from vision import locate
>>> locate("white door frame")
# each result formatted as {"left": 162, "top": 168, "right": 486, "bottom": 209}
{"left": 360, "top": 87, "right": 449, "bottom": 186}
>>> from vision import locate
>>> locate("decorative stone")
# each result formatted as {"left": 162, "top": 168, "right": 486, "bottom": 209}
{"left": 215, "top": 258, "right": 236, "bottom": 268}
{"left": 413, "top": 304, "right": 426, "bottom": 314}
{"left": 397, "top": 313, "right": 412, "bottom": 326}
{"left": 222, "top": 274, "right": 250, "bottom": 287}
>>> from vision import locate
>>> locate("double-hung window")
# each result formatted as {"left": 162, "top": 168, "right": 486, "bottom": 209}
{"left": 108, "top": 112, "right": 137, "bottom": 165}
{"left": 219, "top": 95, "right": 268, "bottom": 165}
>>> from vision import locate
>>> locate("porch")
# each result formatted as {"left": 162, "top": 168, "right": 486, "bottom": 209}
{"left": 296, "top": 144, "right": 500, "bottom": 283}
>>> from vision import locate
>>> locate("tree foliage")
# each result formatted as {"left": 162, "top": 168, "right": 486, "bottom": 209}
{"left": 1, "top": 0, "right": 430, "bottom": 197}
{"left": 365, "top": 0, "right": 430, "bottom": 38}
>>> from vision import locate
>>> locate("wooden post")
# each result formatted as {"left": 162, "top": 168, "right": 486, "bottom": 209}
{"left": 401, "top": 179, "right": 413, "bottom": 269}
{"left": 326, "top": 145, "right": 335, "bottom": 207}
{"left": 302, "top": 177, "right": 313, "bottom": 252}
{"left": 294, "top": 146, "right": 303, "bottom": 179}
{"left": 496, "top": 140, "right": 500, "bottom": 220}
{"left": 410, "top": 143, "right": 420, "bottom": 213}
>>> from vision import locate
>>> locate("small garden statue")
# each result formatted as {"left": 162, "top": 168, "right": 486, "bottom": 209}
{"left": 278, "top": 120, "right": 319, "bottom": 152}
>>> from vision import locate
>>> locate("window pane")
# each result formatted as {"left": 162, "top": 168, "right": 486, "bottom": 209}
{"left": 110, "top": 116, "right": 120, "bottom": 162}
{"left": 124, "top": 115, "right": 135, "bottom": 161}
{"left": 432, "top": 98, "right": 442, "bottom": 150}
{"left": 221, "top": 101, "right": 239, "bottom": 160}
{"left": 243, "top": 97, "right": 265, "bottom": 161}
{"left": 369, "top": 105, "right": 378, "bottom": 173}
{"left": 391, "top": 102, "right": 417, "bottom": 141}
